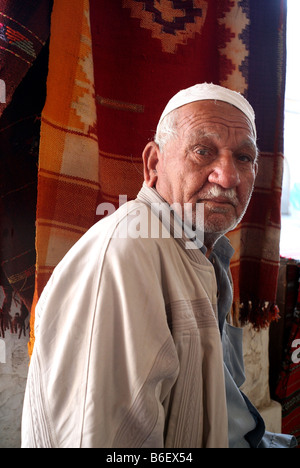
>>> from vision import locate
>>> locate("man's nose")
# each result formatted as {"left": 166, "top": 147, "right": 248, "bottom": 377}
{"left": 207, "top": 152, "right": 240, "bottom": 189}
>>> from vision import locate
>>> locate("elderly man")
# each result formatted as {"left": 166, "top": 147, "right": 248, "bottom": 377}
{"left": 22, "top": 84, "right": 296, "bottom": 448}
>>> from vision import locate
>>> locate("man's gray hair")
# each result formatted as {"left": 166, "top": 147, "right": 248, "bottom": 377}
{"left": 154, "top": 110, "right": 179, "bottom": 152}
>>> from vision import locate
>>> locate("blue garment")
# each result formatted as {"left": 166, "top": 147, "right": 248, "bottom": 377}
{"left": 209, "top": 236, "right": 297, "bottom": 448}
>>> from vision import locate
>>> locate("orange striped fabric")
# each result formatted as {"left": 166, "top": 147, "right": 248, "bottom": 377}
{"left": 29, "top": 0, "right": 99, "bottom": 355}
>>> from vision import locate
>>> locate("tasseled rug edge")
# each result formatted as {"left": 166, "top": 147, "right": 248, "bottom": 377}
{"left": 233, "top": 300, "right": 281, "bottom": 330}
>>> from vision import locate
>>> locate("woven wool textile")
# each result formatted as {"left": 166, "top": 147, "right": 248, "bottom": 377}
{"left": 0, "top": 0, "right": 51, "bottom": 339}
{"left": 278, "top": 322, "right": 300, "bottom": 447}
{"left": 31, "top": 0, "right": 287, "bottom": 351}
{"left": 0, "top": 0, "right": 51, "bottom": 112}
{"left": 29, "top": 0, "right": 99, "bottom": 355}
{"left": 90, "top": 0, "right": 286, "bottom": 329}
{"left": 275, "top": 263, "right": 300, "bottom": 447}
{"left": 225, "top": 0, "right": 286, "bottom": 328}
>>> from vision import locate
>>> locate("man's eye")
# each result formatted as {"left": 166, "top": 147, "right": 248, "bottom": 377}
{"left": 237, "top": 154, "right": 253, "bottom": 163}
{"left": 195, "top": 148, "right": 211, "bottom": 156}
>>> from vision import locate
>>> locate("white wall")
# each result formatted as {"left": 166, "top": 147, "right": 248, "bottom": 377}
{"left": 0, "top": 299, "right": 29, "bottom": 448}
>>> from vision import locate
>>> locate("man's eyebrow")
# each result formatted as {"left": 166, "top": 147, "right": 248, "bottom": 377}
{"left": 238, "top": 138, "right": 258, "bottom": 156}
{"left": 189, "top": 131, "right": 258, "bottom": 157}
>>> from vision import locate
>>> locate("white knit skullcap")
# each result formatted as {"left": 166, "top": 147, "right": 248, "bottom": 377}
{"left": 157, "top": 83, "right": 256, "bottom": 139}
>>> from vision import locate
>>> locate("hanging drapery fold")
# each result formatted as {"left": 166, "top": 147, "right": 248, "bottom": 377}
{"left": 0, "top": 0, "right": 52, "bottom": 339}
{"left": 0, "top": 0, "right": 51, "bottom": 116}
{"left": 28, "top": 0, "right": 99, "bottom": 356}
{"left": 224, "top": 0, "right": 286, "bottom": 329}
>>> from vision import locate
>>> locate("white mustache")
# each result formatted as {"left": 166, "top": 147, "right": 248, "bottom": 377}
{"left": 199, "top": 185, "right": 239, "bottom": 207}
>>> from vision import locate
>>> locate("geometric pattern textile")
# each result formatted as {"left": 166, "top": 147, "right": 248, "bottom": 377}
{"left": 123, "top": 0, "right": 209, "bottom": 54}
{"left": 90, "top": 0, "right": 287, "bottom": 329}
{"left": 227, "top": 0, "right": 287, "bottom": 328}
{"left": 31, "top": 0, "right": 287, "bottom": 352}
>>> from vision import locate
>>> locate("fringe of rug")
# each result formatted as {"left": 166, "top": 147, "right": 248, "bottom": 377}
{"left": 233, "top": 299, "right": 281, "bottom": 330}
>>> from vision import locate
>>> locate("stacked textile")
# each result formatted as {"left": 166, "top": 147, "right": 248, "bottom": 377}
{"left": 274, "top": 258, "right": 300, "bottom": 447}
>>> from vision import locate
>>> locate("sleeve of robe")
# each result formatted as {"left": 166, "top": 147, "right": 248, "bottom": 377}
{"left": 21, "top": 207, "right": 180, "bottom": 448}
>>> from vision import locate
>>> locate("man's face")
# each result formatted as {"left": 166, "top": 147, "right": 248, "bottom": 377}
{"left": 144, "top": 100, "right": 258, "bottom": 245}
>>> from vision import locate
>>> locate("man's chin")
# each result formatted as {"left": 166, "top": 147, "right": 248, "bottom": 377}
{"left": 203, "top": 214, "right": 239, "bottom": 236}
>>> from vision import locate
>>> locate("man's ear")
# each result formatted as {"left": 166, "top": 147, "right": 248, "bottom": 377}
{"left": 142, "top": 141, "right": 161, "bottom": 187}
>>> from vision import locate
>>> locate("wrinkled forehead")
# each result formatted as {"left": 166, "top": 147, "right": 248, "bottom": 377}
{"left": 157, "top": 83, "right": 257, "bottom": 140}
{"left": 174, "top": 100, "right": 256, "bottom": 139}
